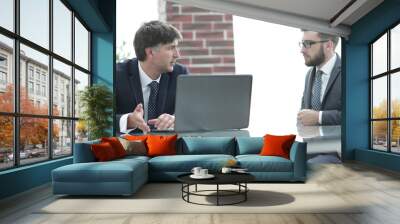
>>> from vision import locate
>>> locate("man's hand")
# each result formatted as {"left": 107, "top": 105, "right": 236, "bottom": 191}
{"left": 297, "top": 109, "right": 319, "bottom": 126}
{"left": 148, "top": 113, "right": 175, "bottom": 130}
{"left": 127, "top": 104, "right": 150, "bottom": 133}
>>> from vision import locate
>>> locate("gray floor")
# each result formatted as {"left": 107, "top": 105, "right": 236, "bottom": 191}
{"left": 1, "top": 162, "right": 400, "bottom": 224}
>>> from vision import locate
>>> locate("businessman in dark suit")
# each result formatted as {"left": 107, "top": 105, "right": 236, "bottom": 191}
{"left": 116, "top": 21, "right": 188, "bottom": 133}
{"left": 298, "top": 31, "right": 341, "bottom": 126}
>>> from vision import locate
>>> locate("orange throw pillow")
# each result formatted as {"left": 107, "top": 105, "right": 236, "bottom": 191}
{"left": 259, "top": 134, "right": 296, "bottom": 159}
{"left": 91, "top": 142, "right": 117, "bottom": 161}
{"left": 101, "top": 137, "right": 127, "bottom": 158}
{"left": 124, "top": 135, "right": 148, "bottom": 142}
{"left": 146, "top": 135, "right": 177, "bottom": 157}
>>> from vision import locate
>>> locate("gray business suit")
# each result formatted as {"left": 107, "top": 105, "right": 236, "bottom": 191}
{"left": 301, "top": 55, "right": 341, "bottom": 125}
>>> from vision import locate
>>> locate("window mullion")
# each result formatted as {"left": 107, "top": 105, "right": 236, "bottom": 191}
{"left": 14, "top": 0, "right": 20, "bottom": 166}
{"left": 388, "top": 30, "right": 391, "bottom": 152}
{"left": 71, "top": 11, "right": 76, "bottom": 155}
{"left": 49, "top": 0, "right": 54, "bottom": 160}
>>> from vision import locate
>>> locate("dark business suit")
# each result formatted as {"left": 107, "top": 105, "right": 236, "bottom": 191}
{"left": 116, "top": 58, "right": 188, "bottom": 132}
{"left": 301, "top": 55, "right": 341, "bottom": 125}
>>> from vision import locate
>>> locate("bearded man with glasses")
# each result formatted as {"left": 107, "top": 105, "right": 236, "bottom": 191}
{"left": 297, "top": 31, "right": 341, "bottom": 126}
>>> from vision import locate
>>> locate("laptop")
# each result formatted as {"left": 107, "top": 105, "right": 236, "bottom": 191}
{"left": 173, "top": 74, "right": 252, "bottom": 132}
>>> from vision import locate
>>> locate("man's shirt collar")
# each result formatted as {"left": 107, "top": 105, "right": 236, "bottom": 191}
{"left": 138, "top": 61, "right": 161, "bottom": 88}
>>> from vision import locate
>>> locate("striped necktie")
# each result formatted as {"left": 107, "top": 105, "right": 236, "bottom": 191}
{"left": 311, "top": 70, "right": 323, "bottom": 110}
{"left": 147, "top": 81, "right": 159, "bottom": 120}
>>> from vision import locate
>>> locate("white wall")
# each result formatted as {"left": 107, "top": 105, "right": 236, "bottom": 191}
{"left": 234, "top": 16, "right": 307, "bottom": 136}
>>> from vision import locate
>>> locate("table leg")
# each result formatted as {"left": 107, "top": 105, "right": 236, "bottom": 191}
{"left": 181, "top": 184, "right": 183, "bottom": 200}
{"left": 188, "top": 184, "right": 190, "bottom": 202}
{"left": 245, "top": 183, "right": 247, "bottom": 201}
{"left": 217, "top": 184, "right": 220, "bottom": 206}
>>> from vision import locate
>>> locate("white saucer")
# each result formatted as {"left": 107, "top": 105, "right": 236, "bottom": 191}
{"left": 190, "top": 174, "right": 215, "bottom": 179}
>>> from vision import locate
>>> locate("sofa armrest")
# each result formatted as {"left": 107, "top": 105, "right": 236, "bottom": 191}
{"left": 73, "top": 140, "right": 100, "bottom": 163}
{"left": 289, "top": 141, "right": 307, "bottom": 181}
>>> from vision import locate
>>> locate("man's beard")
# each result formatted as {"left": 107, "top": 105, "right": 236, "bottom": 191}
{"left": 305, "top": 46, "right": 325, "bottom": 66}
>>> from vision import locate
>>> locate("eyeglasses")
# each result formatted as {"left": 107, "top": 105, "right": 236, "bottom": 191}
{"left": 299, "top": 40, "right": 329, "bottom": 49}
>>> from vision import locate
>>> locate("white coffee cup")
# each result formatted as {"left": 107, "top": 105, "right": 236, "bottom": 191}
{"left": 221, "top": 167, "right": 232, "bottom": 174}
{"left": 199, "top": 169, "right": 208, "bottom": 176}
{"left": 191, "top": 167, "right": 202, "bottom": 176}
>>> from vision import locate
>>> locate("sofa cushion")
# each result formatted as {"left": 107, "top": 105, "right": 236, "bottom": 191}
{"left": 116, "top": 155, "right": 150, "bottom": 163}
{"left": 147, "top": 135, "right": 177, "bottom": 157}
{"left": 91, "top": 142, "right": 118, "bottom": 161}
{"left": 52, "top": 159, "right": 147, "bottom": 183}
{"left": 236, "top": 137, "right": 263, "bottom": 155}
{"left": 180, "top": 137, "right": 235, "bottom": 155}
{"left": 124, "top": 135, "right": 148, "bottom": 141}
{"left": 236, "top": 155, "right": 293, "bottom": 172}
{"left": 101, "top": 137, "right": 127, "bottom": 158}
{"left": 74, "top": 140, "right": 100, "bottom": 163}
{"left": 118, "top": 138, "right": 147, "bottom": 156}
{"left": 260, "top": 134, "right": 296, "bottom": 159}
{"left": 148, "top": 154, "right": 235, "bottom": 172}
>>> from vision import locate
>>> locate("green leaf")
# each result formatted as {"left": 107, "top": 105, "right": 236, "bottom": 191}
{"left": 79, "top": 84, "right": 113, "bottom": 140}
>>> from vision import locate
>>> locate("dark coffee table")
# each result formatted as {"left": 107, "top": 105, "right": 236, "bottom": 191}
{"left": 177, "top": 172, "right": 255, "bottom": 206}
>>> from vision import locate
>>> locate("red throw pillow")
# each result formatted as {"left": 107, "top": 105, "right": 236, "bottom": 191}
{"left": 101, "top": 137, "right": 127, "bottom": 158}
{"left": 259, "top": 134, "right": 296, "bottom": 159}
{"left": 91, "top": 142, "right": 118, "bottom": 161}
{"left": 146, "top": 135, "right": 177, "bottom": 157}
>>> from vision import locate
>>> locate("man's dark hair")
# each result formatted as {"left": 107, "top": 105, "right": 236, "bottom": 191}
{"left": 318, "top": 33, "right": 339, "bottom": 49}
{"left": 134, "top": 20, "right": 182, "bottom": 61}
{"left": 301, "top": 29, "right": 339, "bottom": 49}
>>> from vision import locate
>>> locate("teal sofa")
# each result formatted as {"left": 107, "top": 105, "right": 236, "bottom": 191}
{"left": 52, "top": 137, "right": 307, "bottom": 195}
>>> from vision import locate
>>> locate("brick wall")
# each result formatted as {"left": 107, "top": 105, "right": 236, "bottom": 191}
{"left": 161, "top": 1, "right": 236, "bottom": 75}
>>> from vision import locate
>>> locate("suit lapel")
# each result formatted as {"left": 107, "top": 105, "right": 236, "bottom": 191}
{"left": 157, "top": 73, "right": 170, "bottom": 115}
{"left": 127, "top": 59, "right": 144, "bottom": 105}
{"left": 322, "top": 56, "right": 341, "bottom": 105}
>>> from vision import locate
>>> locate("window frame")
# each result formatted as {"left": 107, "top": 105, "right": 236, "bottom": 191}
{"left": 370, "top": 21, "right": 400, "bottom": 154}
{"left": 0, "top": 0, "right": 92, "bottom": 171}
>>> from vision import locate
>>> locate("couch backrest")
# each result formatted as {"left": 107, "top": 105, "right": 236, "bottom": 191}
{"left": 74, "top": 137, "right": 272, "bottom": 161}
{"left": 235, "top": 137, "right": 263, "bottom": 155}
{"left": 73, "top": 140, "right": 100, "bottom": 163}
{"left": 179, "top": 137, "right": 236, "bottom": 155}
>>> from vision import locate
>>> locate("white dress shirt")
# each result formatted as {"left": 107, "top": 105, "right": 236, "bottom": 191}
{"left": 317, "top": 53, "right": 337, "bottom": 124}
{"left": 119, "top": 62, "right": 161, "bottom": 133}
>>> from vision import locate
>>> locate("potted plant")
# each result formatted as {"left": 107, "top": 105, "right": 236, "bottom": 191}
{"left": 79, "top": 84, "right": 113, "bottom": 140}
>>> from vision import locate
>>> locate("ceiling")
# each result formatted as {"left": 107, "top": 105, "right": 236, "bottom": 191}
{"left": 172, "top": 0, "right": 384, "bottom": 37}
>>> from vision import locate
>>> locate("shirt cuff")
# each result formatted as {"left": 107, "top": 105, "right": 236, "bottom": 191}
{"left": 318, "top": 111, "right": 323, "bottom": 125}
{"left": 119, "top": 113, "right": 136, "bottom": 134}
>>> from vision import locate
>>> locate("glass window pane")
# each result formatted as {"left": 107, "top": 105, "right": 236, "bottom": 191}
{"left": 391, "top": 24, "right": 400, "bottom": 70}
{"left": 53, "top": 59, "right": 72, "bottom": 116}
{"left": 20, "top": 0, "right": 49, "bottom": 49}
{"left": 75, "top": 18, "right": 89, "bottom": 70}
{"left": 372, "top": 33, "right": 387, "bottom": 76}
{"left": 372, "top": 77, "right": 387, "bottom": 119}
{"left": 20, "top": 44, "right": 49, "bottom": 115}
{"left": 391, "top": 72, "right": 400, "bottom": 118}
{"left": 391, "top": 120, "right": 400, "bottom": 153}
{"left": 53, "top": 0, "right": 72, "bottom": 60}
{"left": 0, "top": 116, "right": 14, "bottom": 170}
{"left": 0, "top": 35, "right": 14, "bottom": 112}
{"left": 75, "top": 120, "right": 88, "bottom": 143}
{"left": 20, "top": 117, "right": 49, "bottom": 165}
{"left": 74, "top": 69, "right": 89, "bottom": 118}
{"left": 53, "top": 119, "right": 72, "bottom": 158}
{"left": 0, "top": 0, "right": 14, "bottom": 31}
{"left": 372, "top": 121, "right": 388, "bottom": 151}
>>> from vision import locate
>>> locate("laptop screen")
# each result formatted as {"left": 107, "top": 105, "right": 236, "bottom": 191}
{"left": 174, "top": 74, "right": 252, "bottom": 132}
